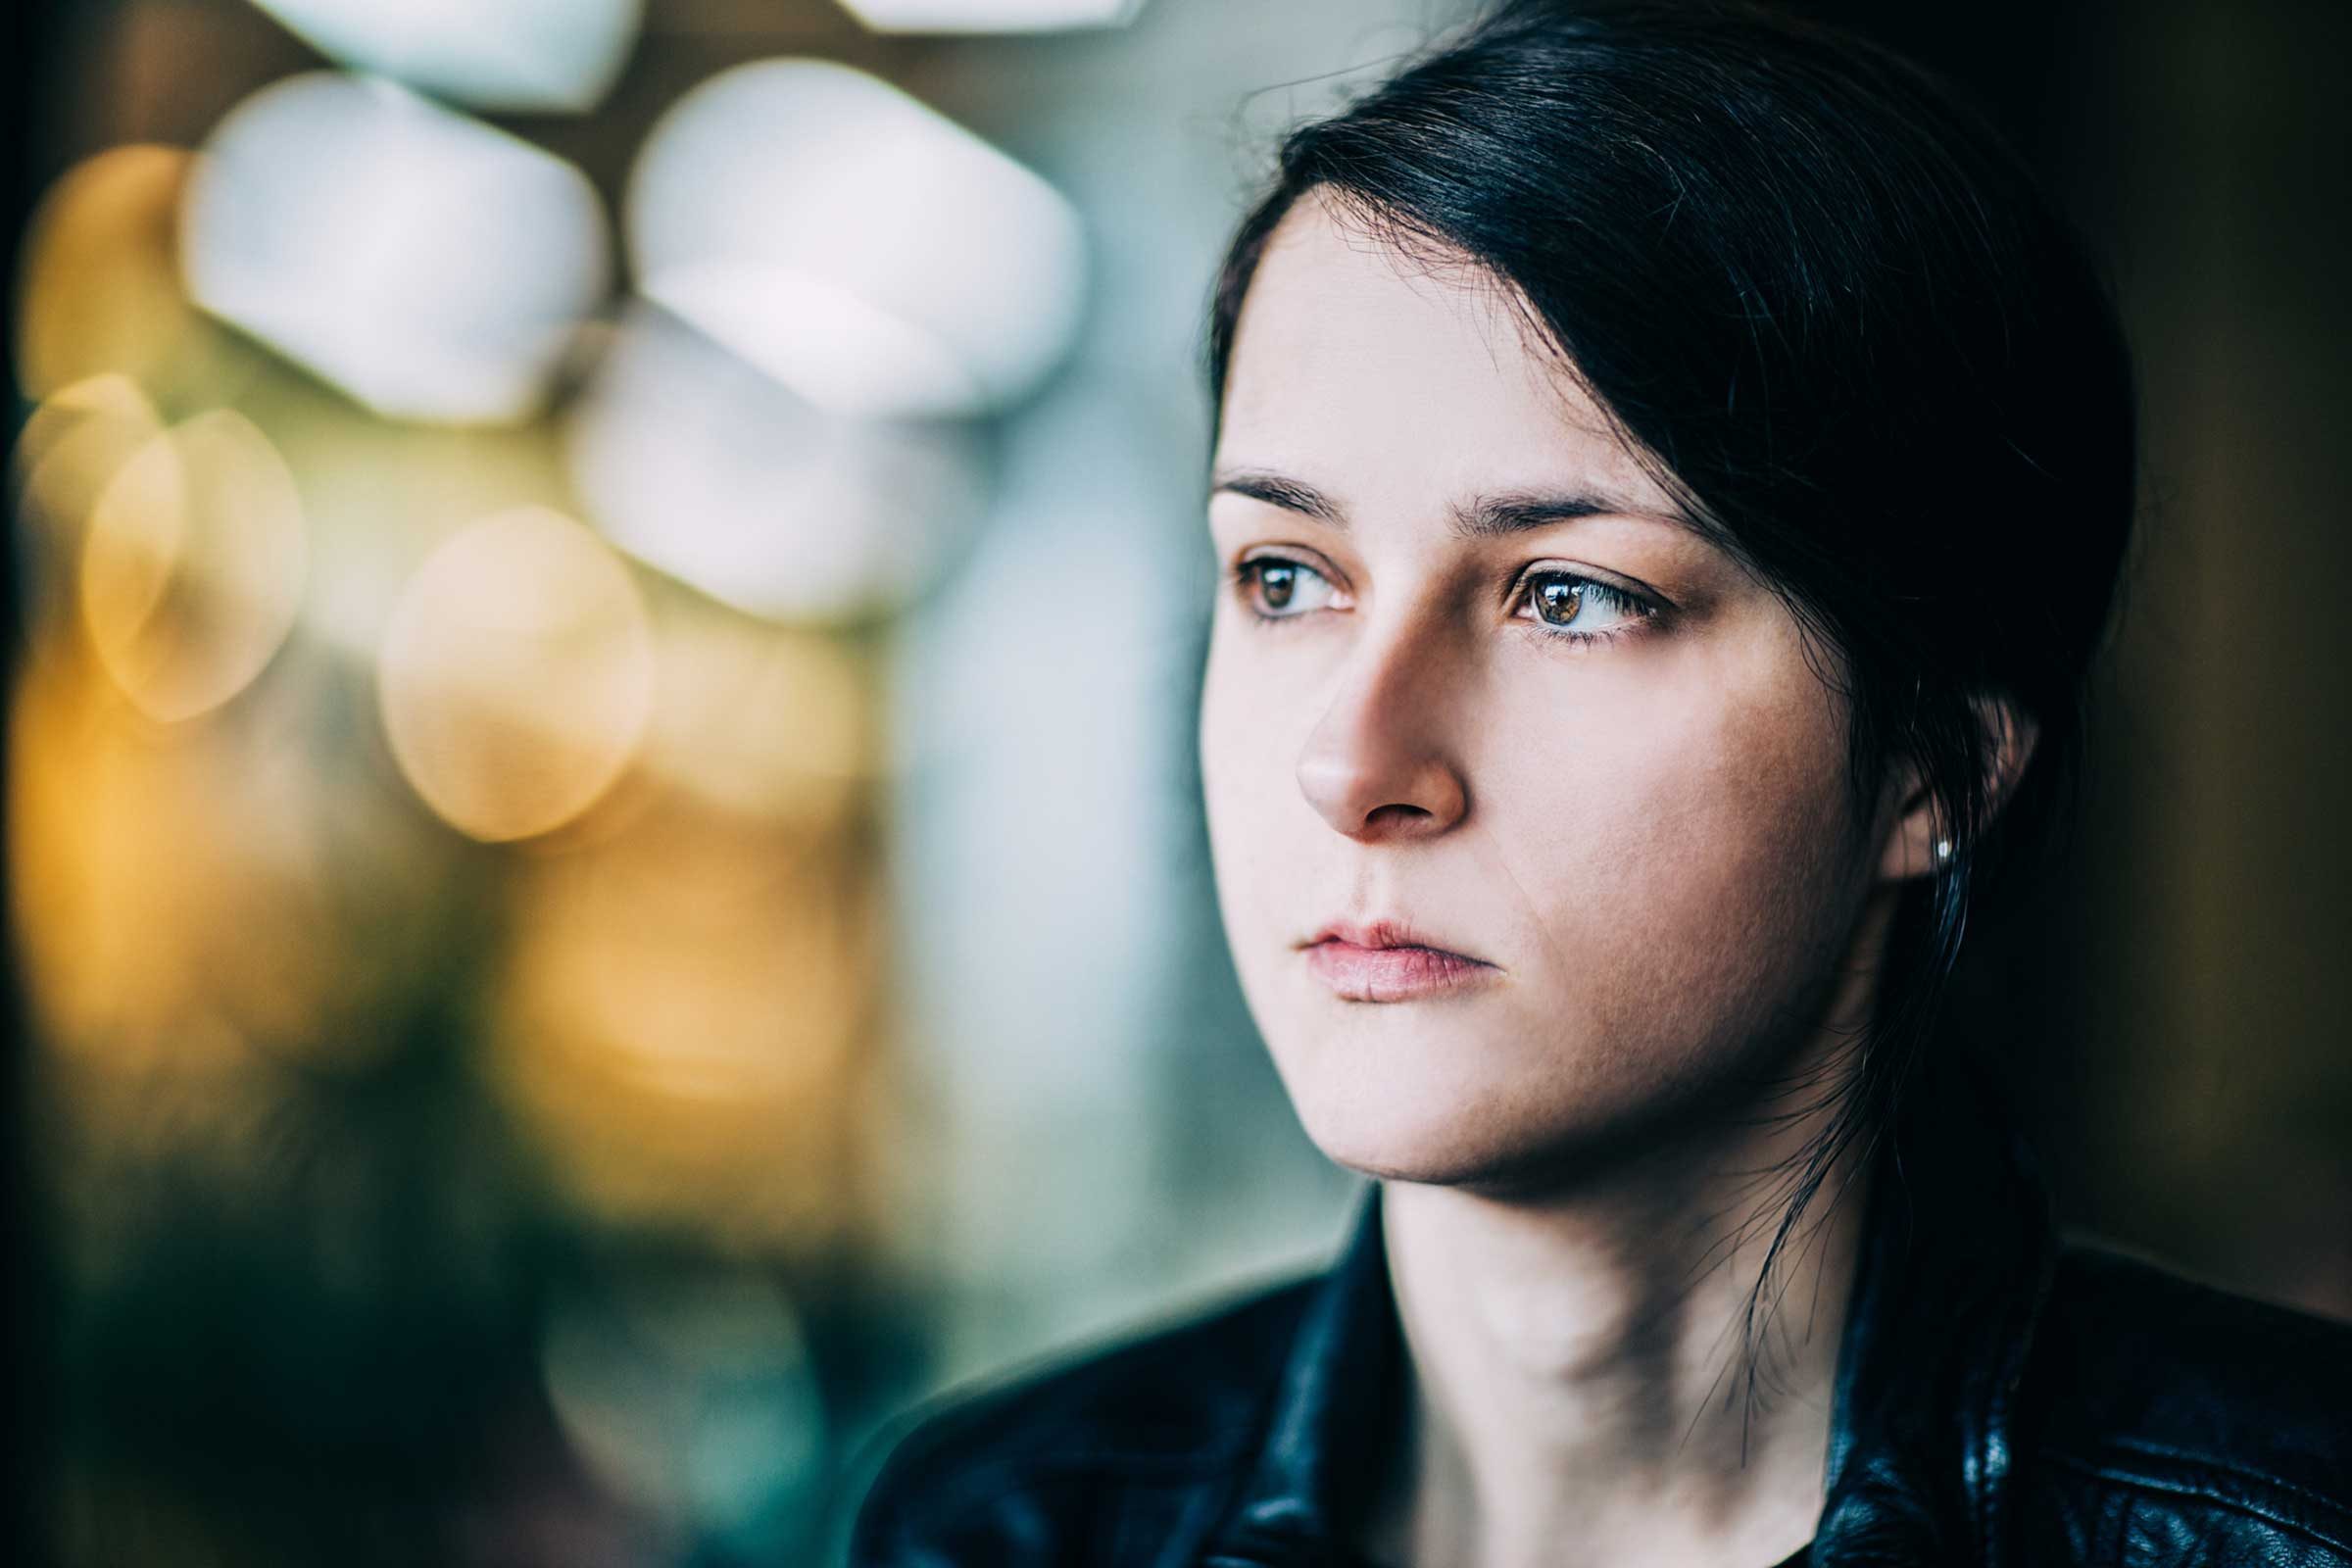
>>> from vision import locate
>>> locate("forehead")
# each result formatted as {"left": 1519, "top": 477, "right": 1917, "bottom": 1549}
{"left": 1215, "top": 192, "right": 1676, "bottom": 517}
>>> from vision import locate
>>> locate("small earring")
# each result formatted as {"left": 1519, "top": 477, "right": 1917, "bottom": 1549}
{"left": 1936, "top": 838, "right": 1953, "bottom": 861}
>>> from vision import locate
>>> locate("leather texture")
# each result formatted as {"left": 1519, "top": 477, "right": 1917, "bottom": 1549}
{"left": 849, "top": 1056, "right": 2352, "bottom": 1565}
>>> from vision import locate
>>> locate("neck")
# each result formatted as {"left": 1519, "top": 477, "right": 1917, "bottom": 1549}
{"left": 1359, "top": 889, "right": 1898, "bottom": 1568}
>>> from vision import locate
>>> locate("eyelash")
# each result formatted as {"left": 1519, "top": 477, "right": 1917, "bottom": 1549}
{"left": 1225, "top": 556, "right": 1663, "bottom": 650}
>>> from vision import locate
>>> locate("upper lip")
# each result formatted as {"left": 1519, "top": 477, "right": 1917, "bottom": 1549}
{"left": 1303, "top": 918, "right": 1491, "bottom": 964}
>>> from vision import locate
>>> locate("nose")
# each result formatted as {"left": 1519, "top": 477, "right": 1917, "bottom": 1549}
{"left": 1295, "top": 613, "right": 1470, "bottom": 842}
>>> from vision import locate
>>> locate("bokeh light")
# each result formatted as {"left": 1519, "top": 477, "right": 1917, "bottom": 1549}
{"left": 12, "top": 372, "right": 162, "bottom": 492}
{"left": 489, "top": 683, "right": 882, "bottom": 1247}
{"left": 237, "top": 402, "right": 578, "bottom": 663}
{"left": 180, "top": 72, "right": 609, "bottom": 424}
{"left": 469, "top": 593, "right": 881, "bottom": 1245}
{"left": 377, "top": 506, "right": 655, "bottom": 842}
{"left": 566, "top": 303, "right": 985, "bottom": 622}
{"left": 11, "top": 146, "right": 215, "bottom": 402}
{"left": 637, "top": 601, "right": 871, "bottom": 824}
{"left": 627, "top": 59, "right": 1087, "bottom": 419}
{"left": 837, "top": 0, "right": 1151, "bottom": 31}
{"left": 12, "top": 373, "right": 169, "bottom": 657}
{"left": 489, "top": 837, "right": 880, "bottom": 1249}
{"left": 10, "top": 661, "right": 270, "bottom": 1083}
{"left": 78, "top": 409, "right": 309, "bottom": 723}
{"left": 245, "top": 0, "right": 644, "bottom": 113}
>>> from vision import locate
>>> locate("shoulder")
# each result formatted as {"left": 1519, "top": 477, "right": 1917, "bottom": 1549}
{"left": 846, "top": 1273, "right": 1317, "bottom": 1564}
{"left": 2015, "top": 1236, "right": 2352, "bottom": 1560}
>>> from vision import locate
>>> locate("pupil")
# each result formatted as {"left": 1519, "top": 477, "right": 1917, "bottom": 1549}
{"left": 1263, "top": 564, "right": 1295, "bottom": 610}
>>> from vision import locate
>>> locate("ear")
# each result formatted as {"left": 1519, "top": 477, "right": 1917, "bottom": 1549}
{"left": 1876, "top": 695, "right": 2039, "bottom": 883}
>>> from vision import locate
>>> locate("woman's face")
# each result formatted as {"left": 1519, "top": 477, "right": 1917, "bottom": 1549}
{"left": 1200, "top": 193, "right": 1906, "bottom": 1190}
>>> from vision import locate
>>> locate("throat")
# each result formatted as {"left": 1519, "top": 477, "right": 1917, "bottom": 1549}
{"left": 1355, "top": 1143, "right": 1869, "bottom": 1568}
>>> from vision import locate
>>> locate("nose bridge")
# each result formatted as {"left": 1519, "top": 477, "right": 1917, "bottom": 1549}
{"left": 1297, "top": 598, "right": 1467, "bottom": 837}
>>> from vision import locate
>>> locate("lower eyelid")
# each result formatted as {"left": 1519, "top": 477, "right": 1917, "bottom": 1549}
{"left": 1516, "top": 620, "right": 1633, "bottom": 653}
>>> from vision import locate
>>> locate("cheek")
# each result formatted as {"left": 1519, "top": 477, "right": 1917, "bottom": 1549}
{"left": 1476, "top": 657, "right": 1858, "bottom": 1069}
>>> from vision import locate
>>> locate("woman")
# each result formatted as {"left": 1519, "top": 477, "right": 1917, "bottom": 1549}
{"left": 853, "top": 2, "right": 2352, "bottom": 1564}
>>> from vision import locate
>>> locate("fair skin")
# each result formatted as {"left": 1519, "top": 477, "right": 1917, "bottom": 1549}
{"left": 1199, "top": 192, "right": 2032, "bottom": 1568}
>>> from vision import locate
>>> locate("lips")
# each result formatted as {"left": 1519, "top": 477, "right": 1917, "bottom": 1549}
{"left": 1300, "top": 918, "right": 1498, "bottom": 1003}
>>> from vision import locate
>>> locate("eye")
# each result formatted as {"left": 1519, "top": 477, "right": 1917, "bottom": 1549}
{"left": 1513, "top": 569, "right": 1659, "bottom": 646}
{"left": 1230, "top": 555, "right": 1343, "bottom": 621}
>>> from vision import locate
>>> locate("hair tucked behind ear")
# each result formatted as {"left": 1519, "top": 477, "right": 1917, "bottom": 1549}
{"left": 1204, "top": 0, "right": 2136, "bottom": 1424}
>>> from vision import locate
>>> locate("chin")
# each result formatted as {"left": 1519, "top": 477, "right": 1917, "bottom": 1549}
{"left": 1273, "top": 1045, "right": 1589, "bottom": 1189}
{"left": 1270, "top": 1025, "right": 1738, "bottom": 1197}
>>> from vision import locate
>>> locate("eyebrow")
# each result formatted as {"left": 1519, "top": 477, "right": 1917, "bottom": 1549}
{"left": 1209, "top": 467, "right": 1699, "bottom": 542}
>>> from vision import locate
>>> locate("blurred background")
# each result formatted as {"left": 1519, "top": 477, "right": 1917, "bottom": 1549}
{"left": 2, "top": 0, "right": 2346, "bottom": 1563}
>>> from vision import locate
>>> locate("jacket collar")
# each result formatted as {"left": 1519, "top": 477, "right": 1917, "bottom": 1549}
{"left": 1204, "top": 1054, "right": 2062, "bottom": 1565}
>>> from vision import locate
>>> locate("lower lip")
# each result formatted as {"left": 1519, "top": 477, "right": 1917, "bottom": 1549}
{"left": 1303, "top": 942, "right": 1497, "bottom": 1002}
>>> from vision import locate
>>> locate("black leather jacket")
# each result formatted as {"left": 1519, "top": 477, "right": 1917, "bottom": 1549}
{"left": 850, "top": 1060, "right": 2352, "bottom": 1565}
